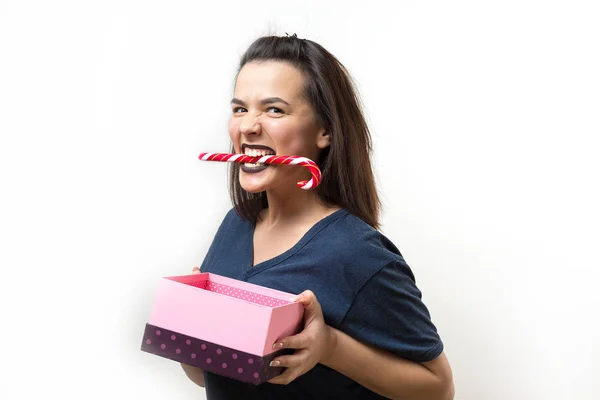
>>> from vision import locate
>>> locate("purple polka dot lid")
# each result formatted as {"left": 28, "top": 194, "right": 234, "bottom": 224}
{"left": 141, "top": 323, "right": 290, "bottom": 385}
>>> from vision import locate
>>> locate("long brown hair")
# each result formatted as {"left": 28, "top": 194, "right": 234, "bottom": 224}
{"left": 229, "top": 35, "right": 381, "bottom": 229}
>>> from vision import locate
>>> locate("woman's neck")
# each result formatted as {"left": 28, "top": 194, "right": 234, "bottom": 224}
{"left": 260, "top": 185, "right": 337, "bottom": 227}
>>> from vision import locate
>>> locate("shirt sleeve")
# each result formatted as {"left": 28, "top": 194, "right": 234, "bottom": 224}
{"left": 338, "top": 260, "right": 444, "bottom": 363}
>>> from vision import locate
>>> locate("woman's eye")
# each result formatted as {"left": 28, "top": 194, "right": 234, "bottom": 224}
{"left": 267, "top": 107, "right": 284, "bottom": 114}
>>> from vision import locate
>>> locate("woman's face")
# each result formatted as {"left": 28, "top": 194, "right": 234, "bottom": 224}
{"left": 229, "top": 60, "right": 329, "bottom": 194}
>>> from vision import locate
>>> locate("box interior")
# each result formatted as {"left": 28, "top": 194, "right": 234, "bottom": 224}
{"left": 184, "top": 279, "right": 291, "bottom": 308}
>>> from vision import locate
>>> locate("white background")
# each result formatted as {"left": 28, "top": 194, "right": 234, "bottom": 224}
{"left": 1, "top": 1, "right": 599, "bottom": 399}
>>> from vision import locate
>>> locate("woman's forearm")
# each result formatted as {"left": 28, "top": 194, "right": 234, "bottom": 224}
{"left": 321, "top": 328, "right": 453, "bottom": 400}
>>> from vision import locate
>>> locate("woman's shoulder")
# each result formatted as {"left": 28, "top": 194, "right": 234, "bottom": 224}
{"left": 327, "top": 209, "right": 404, "bottom": 256}
{"left": 202, "top": 207, "right": 252, "bottom": 251}
{"left": 216, "top": 207, "right": 252, "bottom": 231}
{"left": 315, "top": 208, "right": 409, "bottom": 277}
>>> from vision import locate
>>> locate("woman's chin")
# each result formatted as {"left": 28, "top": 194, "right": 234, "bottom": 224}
{"left": 239, "top": 178, "right": 268, "bottom": 194}
{"left": 241, "top": 186, "right": 266, "bottom": 194}
{"left": 239, "top": 167, "right": 274, "bottom": 193}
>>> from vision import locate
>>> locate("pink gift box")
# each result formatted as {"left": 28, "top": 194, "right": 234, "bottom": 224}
{"left": 140, "top": 272, "right": 304, "bottom": 385}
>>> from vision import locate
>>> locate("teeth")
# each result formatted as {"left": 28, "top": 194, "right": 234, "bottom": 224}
{"left": 243, "top": 147, "right": 275, "bottom": 158}
{"left": 242, "top": 146, "right": 275, "bottom": 169}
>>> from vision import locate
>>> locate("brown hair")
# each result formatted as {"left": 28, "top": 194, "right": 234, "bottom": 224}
{"left": 229, "top": 35, "right": 381, "bottom": 229}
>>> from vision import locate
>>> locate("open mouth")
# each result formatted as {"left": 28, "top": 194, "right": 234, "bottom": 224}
{"left": 240, "top": 144, "right": 276, "bottom": 172}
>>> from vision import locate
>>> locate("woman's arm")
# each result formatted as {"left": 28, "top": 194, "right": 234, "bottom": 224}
{"left": 268, "top": 291, "right": 454, "bottom": 400}
{"left": 323, "top": 328, "right": 454, "bottom": 400}
{"left": 181, "top": 364, "right": 205, "bottom": 387}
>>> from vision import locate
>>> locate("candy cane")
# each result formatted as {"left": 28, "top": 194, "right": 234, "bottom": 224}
{"left": 198, "top": 152, "right": 322, "bottom": 190}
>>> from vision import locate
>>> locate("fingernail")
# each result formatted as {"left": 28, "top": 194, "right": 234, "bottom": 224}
{"left": 269, "top": 360, "right": 280, "bottom": 367}
{"left": 291, "top": 295, "right": 303, "bottom": 302}
{"left": 272, "top": 342, "right": 283, "bottom": 349}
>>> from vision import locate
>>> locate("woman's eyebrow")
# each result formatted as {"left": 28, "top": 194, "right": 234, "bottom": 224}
{"left": 260, "top": 97, "right": 290, "bottom": 106}
{"left": 230, "top": 97, "right": 290, "bottom": 106}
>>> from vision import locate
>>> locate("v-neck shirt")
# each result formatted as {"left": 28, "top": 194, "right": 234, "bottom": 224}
{"left": 218, "top": 208, "right": 349, "bottom": 278}
{"left": 199, "top": 208, "right": 443, "bottom": 399}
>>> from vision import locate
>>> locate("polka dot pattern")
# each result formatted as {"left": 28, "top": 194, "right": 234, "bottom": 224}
{"left": 141, "top": 323, "right": 288, "bottom": 385}
{"left": 187, "top": 280, "right": 209, "bottom": 290}
{"left": 186, "top": 279, "right": 290, "bottom": 307}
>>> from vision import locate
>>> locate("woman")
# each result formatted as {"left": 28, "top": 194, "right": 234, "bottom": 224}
{"left": 182, "top": 34, "right": 454, "bottom": 400}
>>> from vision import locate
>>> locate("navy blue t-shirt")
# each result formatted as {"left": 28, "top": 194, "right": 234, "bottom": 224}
{"left": 199, "top": 208, "right": 443, "bottom": 399}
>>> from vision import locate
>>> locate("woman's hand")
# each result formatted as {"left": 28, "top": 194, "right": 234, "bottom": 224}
{"left": 268, "top": 290, "right": 338, "bottom": 385}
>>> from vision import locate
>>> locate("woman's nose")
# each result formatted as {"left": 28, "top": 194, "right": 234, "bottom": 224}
{"left": 239, "top": 113, "right": 261, "bottom": 136}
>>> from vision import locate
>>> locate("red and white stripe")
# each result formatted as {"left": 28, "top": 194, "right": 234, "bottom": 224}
{"left": 198, "top": 152, "right": 322, "bottom": 190}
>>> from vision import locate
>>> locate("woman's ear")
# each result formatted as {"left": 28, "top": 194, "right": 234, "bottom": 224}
{"left": 316, "top": 128, "right": 331, "bottom": 149}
